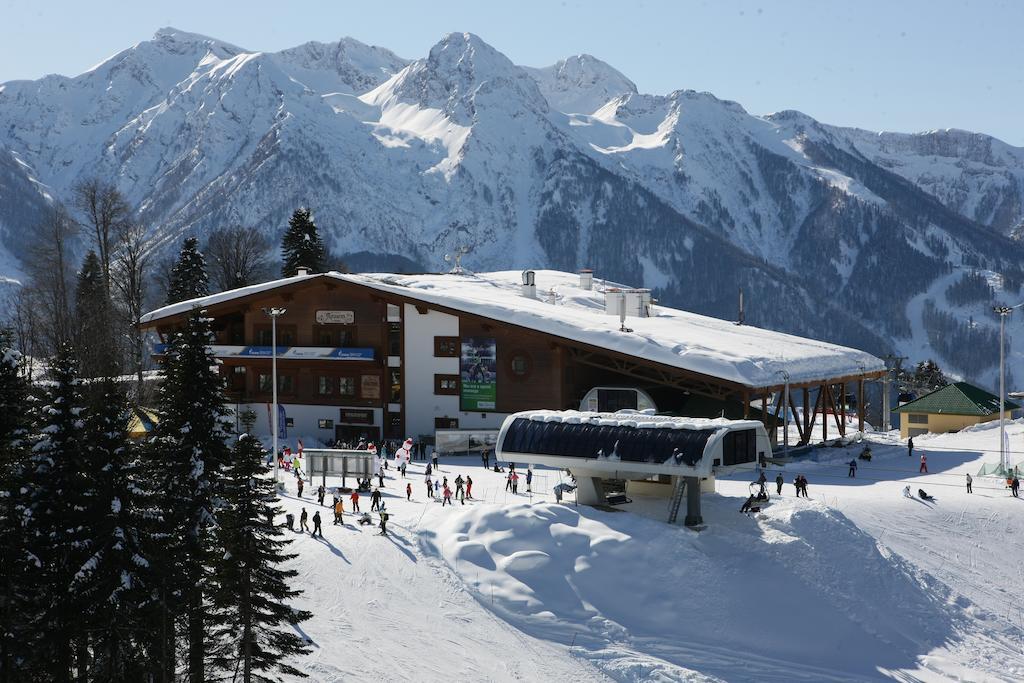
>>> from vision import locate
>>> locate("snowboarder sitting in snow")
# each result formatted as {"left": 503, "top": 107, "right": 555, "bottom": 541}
{"left": 918, "top": 488, "right": 935, "bottom": 502}
{"left": 858, "top": 446, "right": 872, "bottom": 461}
{"left": 739, "top": 494, "right": 758, "bottom": 514}
{"left": 903, "top": 485, "right": 913, "bottom": 498}
{"left": 357, "top": 512, "right": 373, "bottom": 526}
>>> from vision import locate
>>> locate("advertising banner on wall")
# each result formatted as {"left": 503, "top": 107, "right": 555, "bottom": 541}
{"left": 460, "top": 337, "right": 497, "bottom": 411}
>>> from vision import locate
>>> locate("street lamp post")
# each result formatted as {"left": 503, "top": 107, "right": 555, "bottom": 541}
{"left": 263, "top": 306, "right": 287, "bottom": 484}
{"left": 994, "top": 305, "right": 1015, "bottom": 474}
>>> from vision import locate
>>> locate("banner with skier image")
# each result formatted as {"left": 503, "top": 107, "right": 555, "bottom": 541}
{"left": 460, "top": 337, "right": 497, "bottom": 411}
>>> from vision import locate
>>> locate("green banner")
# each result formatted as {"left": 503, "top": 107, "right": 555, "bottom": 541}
{"left": 460, "top": 337, "right": 497, "bottom": 411}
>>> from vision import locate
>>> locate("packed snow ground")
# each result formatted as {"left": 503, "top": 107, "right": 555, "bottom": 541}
{"left": 273, "top": 421, "right": 1024, "bottom": 681}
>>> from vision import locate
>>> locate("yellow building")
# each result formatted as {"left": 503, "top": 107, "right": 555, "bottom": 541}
{"left": 895, "top": 382, "right": 1017, "bottom": 439}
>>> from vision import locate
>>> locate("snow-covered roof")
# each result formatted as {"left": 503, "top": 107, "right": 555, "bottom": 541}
{"left": 140, "top": 269, "right": 884, "bottom": 388}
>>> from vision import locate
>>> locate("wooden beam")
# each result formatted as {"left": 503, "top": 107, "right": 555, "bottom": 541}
{"left": 857, "top": 379, "right": 865, "bottom": 433}
{"left": 788, "top": 393, "right": 806, "bottom": 445}
{"left": 770, "top": 391, "right": 783, "bottom": 444}
{"left": 838, "top": 381, "right": 846, "bottom": 437}
{"left": 821, "top": 384, "right": 828, "bottom": 443}
{"left": 742, "top": 391, "right": 750, "bottom": 419}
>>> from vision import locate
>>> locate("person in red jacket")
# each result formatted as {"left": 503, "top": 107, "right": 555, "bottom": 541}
{"left": 350, "top": 490, "right": 360, "bottom": 512}
{"left": 406, "top": 482, "right": 412, "bottom": 501}
{"left": 919, "top": 453, "right": 928, "bottom": 473}
{"left": 465, "top": 475, "right": 473, "bottom": 500}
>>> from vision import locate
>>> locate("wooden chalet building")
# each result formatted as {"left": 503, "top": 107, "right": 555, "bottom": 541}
{"left": 139, "top": 269, "right": 885, "bottom": 447}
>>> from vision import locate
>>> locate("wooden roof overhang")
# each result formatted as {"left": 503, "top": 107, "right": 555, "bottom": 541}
{"left": 139, "top": 274, "right": 884, "bottom": 400}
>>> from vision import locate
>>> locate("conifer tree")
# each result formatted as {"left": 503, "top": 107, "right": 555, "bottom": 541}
{"left": 280, "top": 208, "right": 326, "bottom": 277}
{"left": 166, "top": 237, "right": 210, "bottom": 305}
{"left": 146, "top": 308, "right": 232, "bottom": 682}
{"left": 75, "top": 249, "right": 119, "bottom": 378}
{"left": 23, "top": 344, "right": 91, "bottom": 680}
{"left": 0, "top": 330, "right": 33, "bottom": 680}
{"left": 209, "top": 434, "right": 311, "bottom": 682}
{"left": 72, "top": 380, "right": 152, "bottom": 681}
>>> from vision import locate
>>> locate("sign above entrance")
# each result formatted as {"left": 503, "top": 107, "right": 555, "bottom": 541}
{"left": 316, "top": 310, "right": 354, "bottom": 324}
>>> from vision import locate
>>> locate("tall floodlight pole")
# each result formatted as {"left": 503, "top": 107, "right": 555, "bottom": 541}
{"left": 777, "top": 369, "right": 790, "bottom": 456}
{"left": 994, "top": 305, "right": 1014, "bottom": 473}
{"left": 263, "top": 307, "right": 287, "bottom": 484}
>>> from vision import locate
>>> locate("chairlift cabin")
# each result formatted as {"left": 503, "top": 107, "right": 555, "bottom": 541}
{"left": 496, "top": 410, "right": 770, "bottom": 525}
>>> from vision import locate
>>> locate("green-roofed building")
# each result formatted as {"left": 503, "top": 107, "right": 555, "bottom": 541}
{"left": 894, "top": 382, "right": 1018, "bottom": 439}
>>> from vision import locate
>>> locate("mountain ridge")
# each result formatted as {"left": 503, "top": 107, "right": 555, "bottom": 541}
{"left": 2, "top": 28, "right": 1023, "bottom": 387}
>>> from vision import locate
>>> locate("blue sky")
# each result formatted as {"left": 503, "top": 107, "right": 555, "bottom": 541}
{"left": 2, "top": 0, "right": 1021, "bottom": 144}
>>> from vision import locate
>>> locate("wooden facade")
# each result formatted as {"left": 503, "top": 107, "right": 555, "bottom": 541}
{"left": 143, "top": 275, "right": 884, "bottom": 447}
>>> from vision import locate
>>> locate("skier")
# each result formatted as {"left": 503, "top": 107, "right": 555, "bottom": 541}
{"left": 406, "top": 482, "right": 412, "bottom": 501}
{"left": 919, "top": 453, "right": 928, "bottom": 473}
{"left": 425, "top": 476, "right": 433, "bottom": 498}
{"left": 285, "top": 512, "right": 295, "bottom": 531}
{"left": 465, "top": 475, "right": 473, "bottom": 499}
{"left": 526, "top": 468, "right": 533, "bottom": 493}
{"left": 907, "top": 436, "right": 914, "bottom": 458}
{"left": 312, "top": 510, "right": 323, "bottom": 538}
{"left": 454, "top": 475, "right": 464, "bottom": 499}
{"left": 511, "top": 471, "right": 520, "bottom": 494}
{"left": 371, "top": 488, "right": 383, "bottom": 511}
{"left": 425, "top": 462, "right": 433, "bottom": 478}
{"left": 334, "top": 498, "right": 344, "bottom": 525}
{"left": 317, "top": 484, "right": 326, "bottom": 506}
{"left": 793, "top": 475, "right": 801, "bottom": 497}
{"left": 482, "top": 449, "right": 490, "bottom": 469}
{"left": 400, "top": 461, "right": 407, "bottom": 479}
{"left": 379, "top": 509, "right": 390, "bottom": 536}
{"left": 1013, "top": 476, "right": 1021, "bottom": 498}
{"left": 505, "top": 471, "right": 513, "bottom": 492}
{"left": 740, "top": 494, "right": 756, "bottom": 514}
{"left": 775, "top": 472, "right": 784, "bottom": 495}
{"left": 434, "top": 479, "right": 441, "bottom": 498}
{"left": 377, "top": 468, "right": 385, "bottom": 488}
{"left": 966, "top": 473, "right": 973, "bottom": 494}
{"left": 848, "top": 459, "right": 857, "bottom": 478}
{"left": 350, "top": 490, "right": 360, "bottom": 512}
{"left": 299, "top": 508, "right": 309, "bottom": 533}
{"left": 432, "top": 451, "right": 439, "bottom": 472}
{"left": 297, "top": 478, "right": 304, "bottom": 498}
{"left": 442, "top": 485, "right": 453, "bottom": 507}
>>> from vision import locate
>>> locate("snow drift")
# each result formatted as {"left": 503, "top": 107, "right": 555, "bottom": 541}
{"left": 425, "top": 498, "right": 971, "bottom": 681}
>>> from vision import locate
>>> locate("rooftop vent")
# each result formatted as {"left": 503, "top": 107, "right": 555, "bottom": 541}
{"left": 296, "top": 266, "right": 310, "bottom": 276}
{"left": 521, "top": 269, "right": 536, "bottom": 299}
{"left": 579, "top": 268, "right": 593, "bottom": 290}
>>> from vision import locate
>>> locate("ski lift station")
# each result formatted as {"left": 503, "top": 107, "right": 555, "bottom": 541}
{"left": 497, "top": 410, "right": 771, "bottom": 525}
{"left": 139, "top": 268, "right": 884, "bottom": 471}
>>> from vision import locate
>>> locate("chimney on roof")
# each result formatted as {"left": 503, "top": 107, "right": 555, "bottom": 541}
{"left": 296, "top": 266, "right": 310, "bottom": 276}
{"left": 521, "top": 270, "right": 536, "bottom": 299}
{"left": 579, "top": 268, "right": 593, "bottom": 290}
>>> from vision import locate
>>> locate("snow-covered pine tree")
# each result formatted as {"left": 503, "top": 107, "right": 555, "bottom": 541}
{"left": 166, "top": 237, "right": 210, "bottom": 305}
{"left": 208, "top": 434, "right": 311, "bottom": 682}
{"left": 75, "top": 249, "right": 120, "bottom": 378}
{"left": 145, "top": 307, "right": 232, "bottom": 682}
{"left": 280, "top": 208, "right": 326, "bottom": 277}
{"left": 71, "top": 379, "right": 153, "bottom": 681}
{"left": 0, "top": 329, "right": 34, "bottom": 680}
{"left": 22, "top": 343, "right": 92, "bottom": 680}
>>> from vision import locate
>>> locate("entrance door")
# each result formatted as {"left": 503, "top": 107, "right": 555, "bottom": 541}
{"left": 334, "top": 424, "right": 380, "bottom": 446}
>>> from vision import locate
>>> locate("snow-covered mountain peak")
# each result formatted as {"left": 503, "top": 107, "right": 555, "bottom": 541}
{"left": 365, "top": 32, "right": 548, "bottom": 126}
{"left": 525, "top": 53, "right": 637, "bottom": 115}
{"left": 149, "top": 26, "right": 245, "bottom": 60}
{"left": 272, "top": 38, "right": 408, "bottom": 94}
